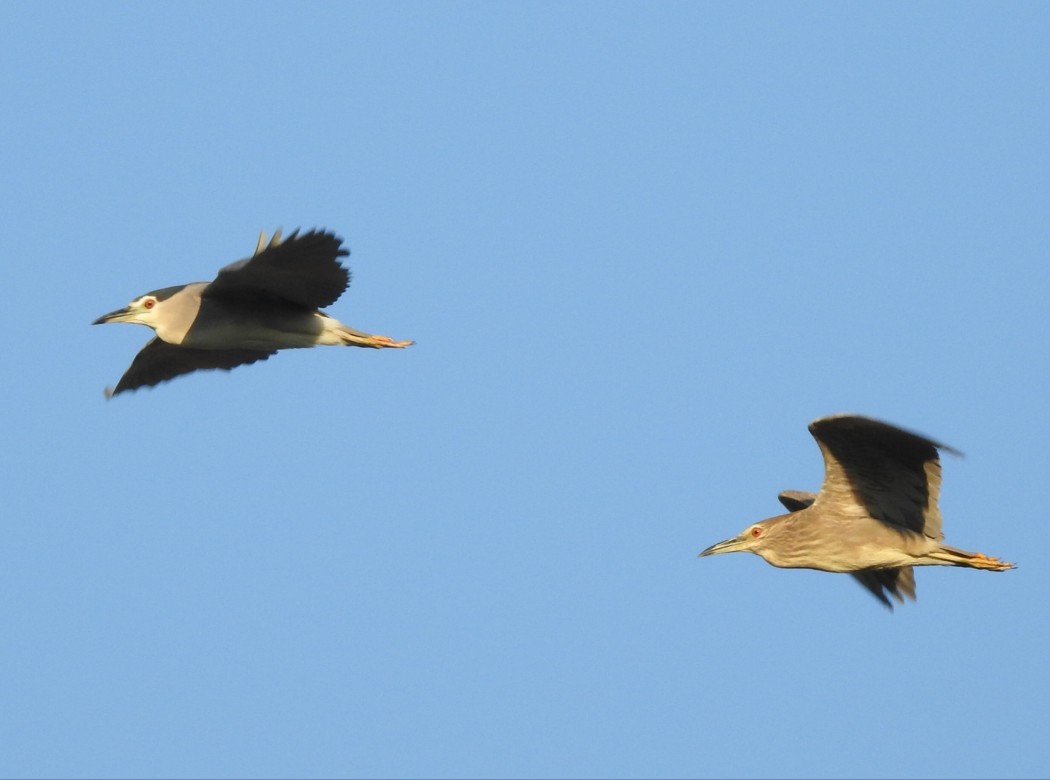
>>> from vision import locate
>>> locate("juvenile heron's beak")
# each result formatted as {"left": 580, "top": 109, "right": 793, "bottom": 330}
{"left": 698, "top": 535, "right": 748, "bottom": 557}
{"left": 93, "top": 306, "right": 133, "bottom": 325}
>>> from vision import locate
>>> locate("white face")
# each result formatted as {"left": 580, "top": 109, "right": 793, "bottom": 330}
{"left": 129, "top": 294, "right": 160, "bottom": 318}
{"left": 96, "top": 294, "right": 162, "bottom": 327}
{"left": 116, "top": 294, "right": 164, "bottom": 327}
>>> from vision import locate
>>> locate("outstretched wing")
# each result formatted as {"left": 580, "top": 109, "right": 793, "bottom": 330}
{"left": 205, "top": 229, "right": 350, "bottom": 310}
{"left": 107, "top": 338, "right": 274, "bottom": 397}
{"left": 808, "top": 414, "right": 960, "bottom": 540}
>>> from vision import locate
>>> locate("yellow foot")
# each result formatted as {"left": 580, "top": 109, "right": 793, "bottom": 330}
{"left": 972, "top": 552, "right": 1016, "bottom": 571}
{"left": 371, "top": 335, "right": 414, "bottom": 348}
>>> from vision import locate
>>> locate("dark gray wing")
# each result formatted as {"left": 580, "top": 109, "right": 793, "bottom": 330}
{"left": 107, "top": 338, "right": 275, "bottom": 397}
{"left": 777, "top": 488, "right": 917, "bottom": 609}
{"left": 778, "top": 490, "right": 816, "bottom": 512}
{"left": 851, "top": 568, "right": 916, "bottom": 610}
{"left": 808, "top": 414, "right": 960, "bottom": 539}
{"left": 205, "top": 229, "right": 350, "bottom": 310}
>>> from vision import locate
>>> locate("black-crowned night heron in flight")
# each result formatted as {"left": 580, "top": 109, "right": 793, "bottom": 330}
{"left": 699, "top": 414, "right": 1014, "bottom": 608}
{"left": 93, "top": 229, "right": 412, "bottom": 397}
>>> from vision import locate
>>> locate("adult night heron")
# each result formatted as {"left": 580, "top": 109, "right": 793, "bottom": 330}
{"left": 699, "top": 414, "right": 1014, "bottom": 608}
{"left": 93, "top": 229, "right": 412, "bottom": 397}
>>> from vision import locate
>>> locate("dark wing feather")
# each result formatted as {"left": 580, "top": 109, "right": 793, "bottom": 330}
{"left": 850, "top": 568, "right": 916, "bottom": 610}
{"left": 778, "top": 490, "right": 816, "bottom": 512}
{"left": 107, "top": 338, "right": 275, "bottom": 397}
{"left": 808, "top": 414, "right": 959, "bottom": 539}
{"left": 205, "top": 229, "right": 350, "bottom": 310}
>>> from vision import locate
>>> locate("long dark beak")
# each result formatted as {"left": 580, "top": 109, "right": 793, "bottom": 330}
{"left": 698, "top": 536, "right": 747, "bottom": 557}
{"left": 93, "top": 306, "right": 130, "bottom": 325}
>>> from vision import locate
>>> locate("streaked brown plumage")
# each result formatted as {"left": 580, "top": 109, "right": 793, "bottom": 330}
{"left": 699, "top": 414, "right": 1014, "bottom": 609}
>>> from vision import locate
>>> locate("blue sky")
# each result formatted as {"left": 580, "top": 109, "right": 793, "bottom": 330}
{"left": 1, "top": 2, "right": 1047, "bottom": 778}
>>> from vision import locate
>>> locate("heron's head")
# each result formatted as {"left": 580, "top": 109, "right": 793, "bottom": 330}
{"left": 93, "top": 286, "right": 184, "bottom": 329}
{"left": 698, "top": 515, "right": 793, "bottom": 565}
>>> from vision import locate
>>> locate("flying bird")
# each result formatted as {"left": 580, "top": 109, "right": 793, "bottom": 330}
{"left": 93, "top": 229, "right": 412, "bottom": 397}
{"left": 699, "top": 414, "right": 1014, "bottom": 608}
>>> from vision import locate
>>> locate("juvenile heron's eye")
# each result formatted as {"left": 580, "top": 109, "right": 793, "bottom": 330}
{"left": 143, "top": 298, "right": 155, "bottom": 310}
{"left": 750, "top": 527, "right": 763, "bottom": 538}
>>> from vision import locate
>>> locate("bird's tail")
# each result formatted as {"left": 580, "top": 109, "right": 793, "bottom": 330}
{"left": 929, "top": 544, "right": 1015, "bottom": 571}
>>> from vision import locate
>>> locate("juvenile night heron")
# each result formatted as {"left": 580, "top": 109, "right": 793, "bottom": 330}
{"left": 93, "top": 229, "right": 412, "bottom": 397}
{"left": 699, "top": 414, "right": 1014, "bottom": 608}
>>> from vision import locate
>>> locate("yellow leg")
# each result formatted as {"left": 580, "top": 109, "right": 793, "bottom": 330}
{"left": 969, "top": 552, "right": 1016, "bottom": 571}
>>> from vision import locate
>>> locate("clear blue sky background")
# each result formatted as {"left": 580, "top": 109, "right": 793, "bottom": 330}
{"left": 1, "top": 3, "right": 1047, "bottom": 778}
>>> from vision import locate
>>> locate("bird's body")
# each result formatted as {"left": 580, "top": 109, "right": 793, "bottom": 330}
{"left": 160, "top": 285, "right": 369, "bottom": 350}
{"left": 699, "top": 414, "right": 1014, "bottom": 608}
{"left": 93, "top": 229, "right": 412, "bottom": 396}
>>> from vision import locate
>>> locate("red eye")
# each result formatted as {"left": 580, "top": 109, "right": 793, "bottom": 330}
{"left": 143, "top": 299, "right": 155, "bottom": 309}
{"left": 751, "top": 527, "right": 762, "bottom": 538}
